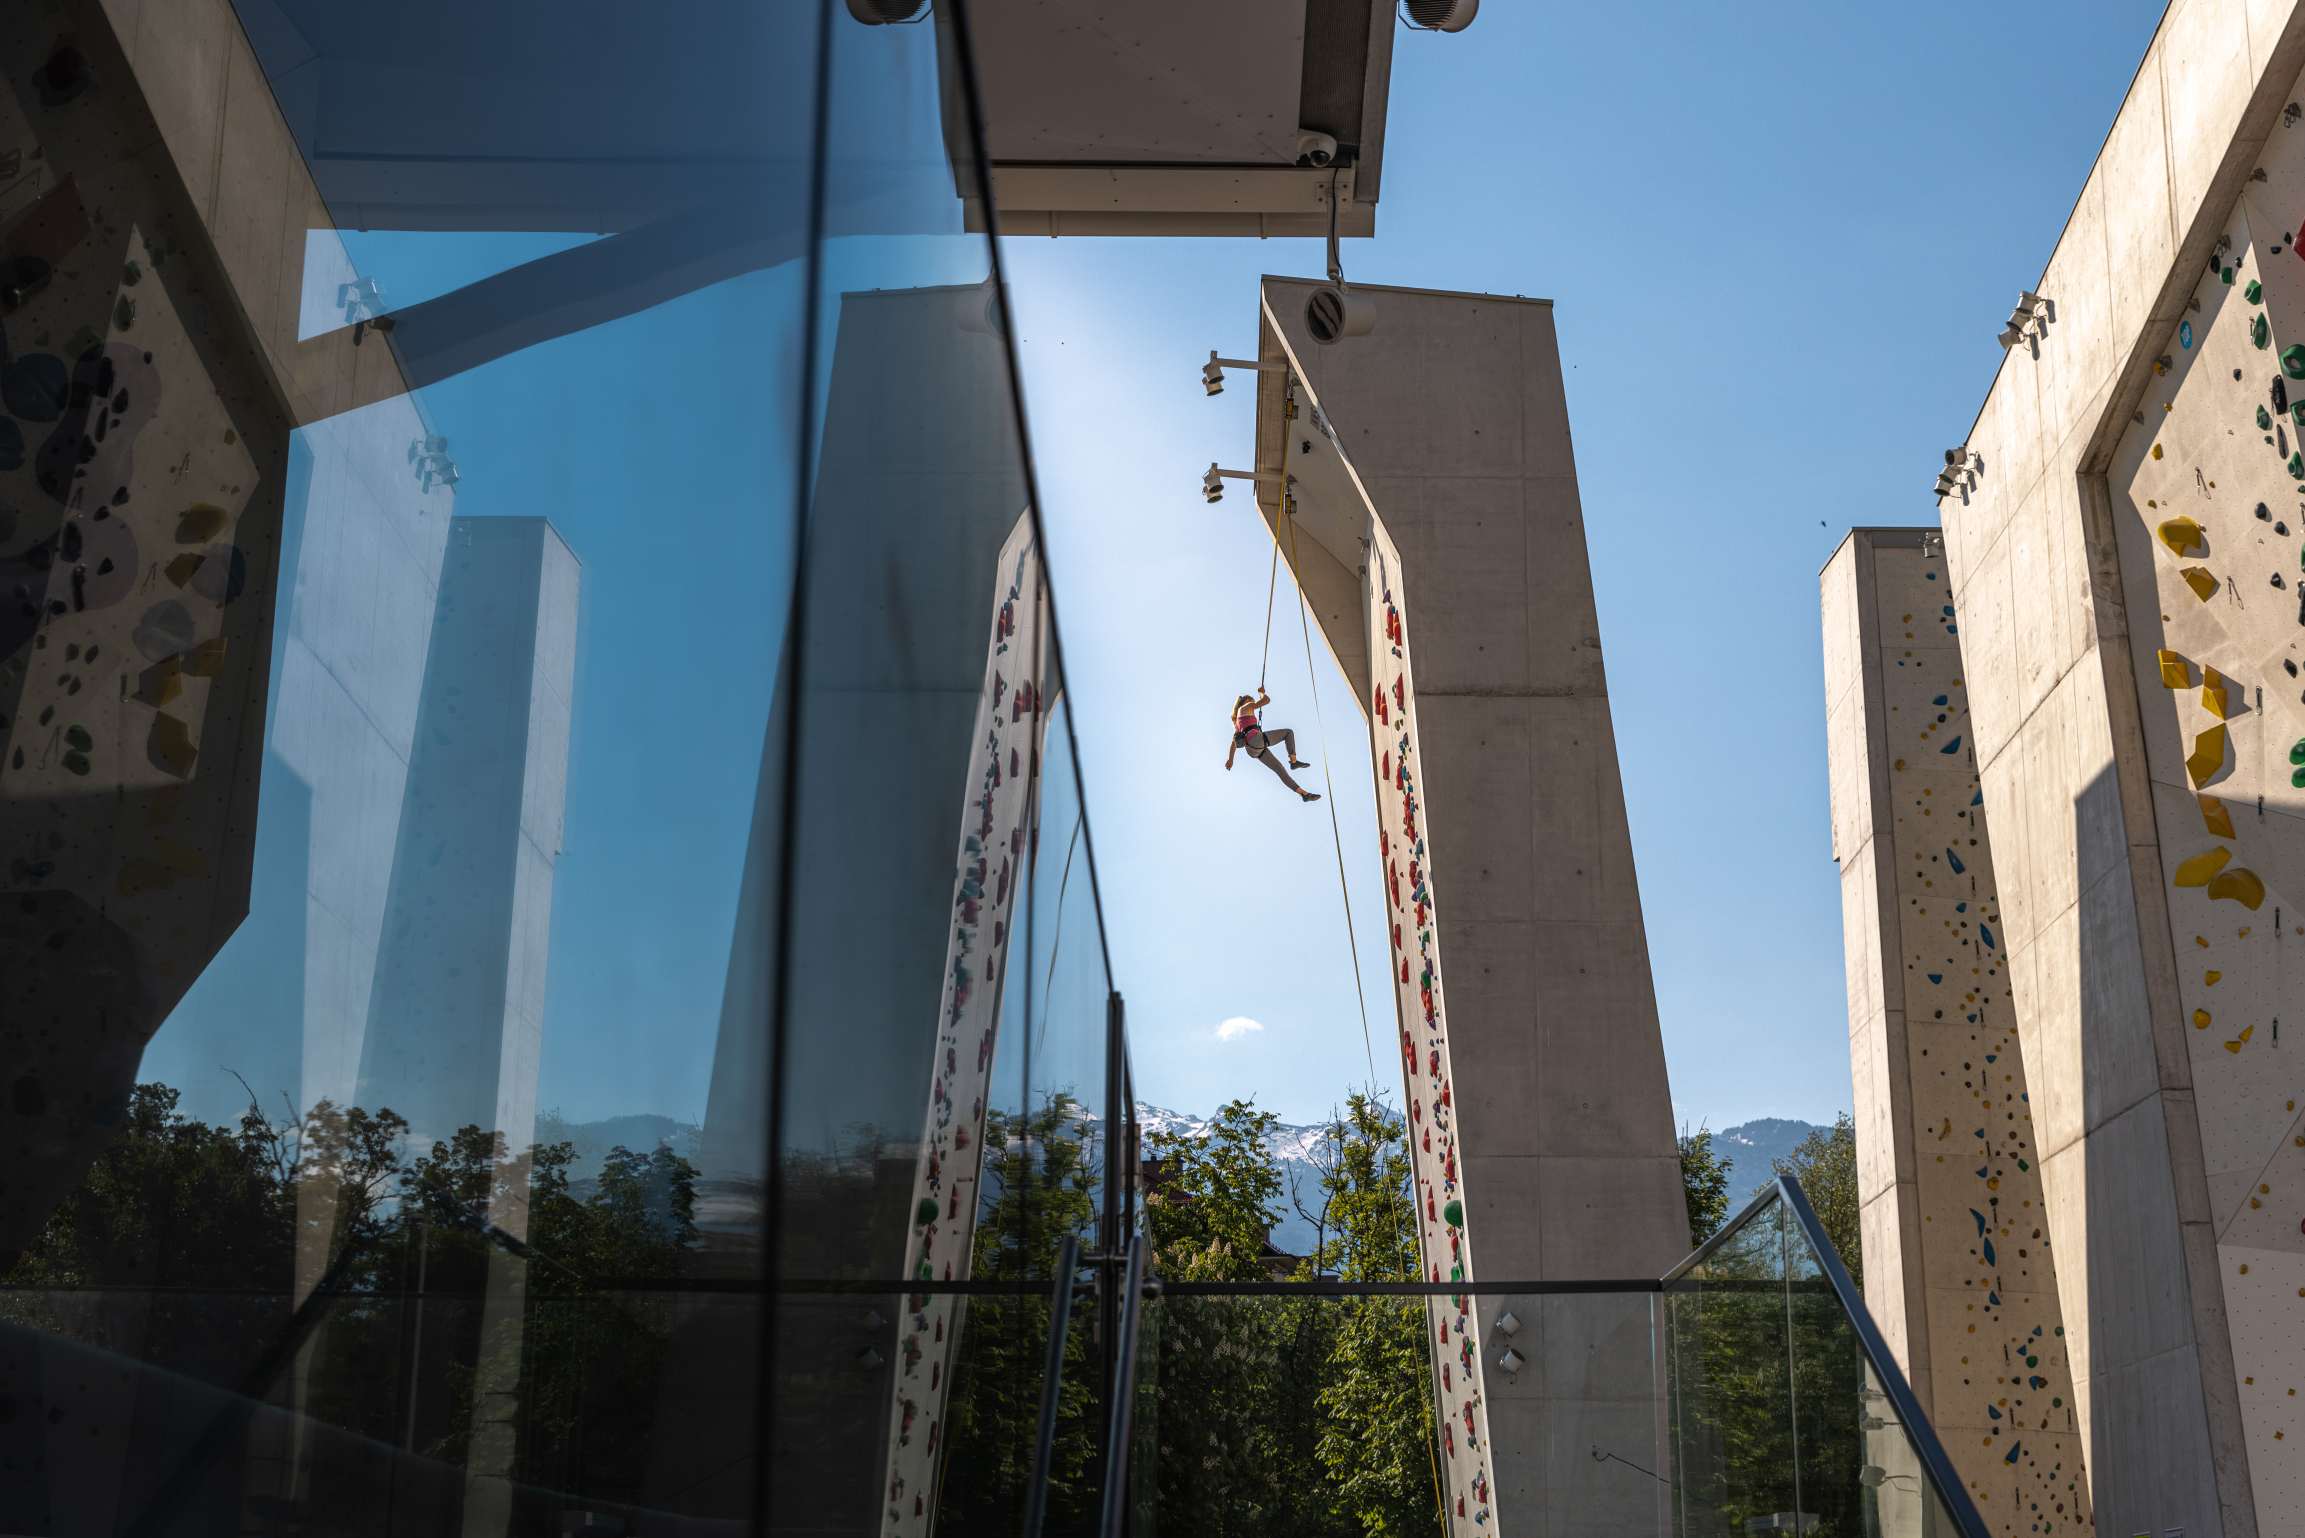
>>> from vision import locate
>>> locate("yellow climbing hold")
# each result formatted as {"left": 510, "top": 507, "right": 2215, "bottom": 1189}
{"left": 2203, "top": 667, "right": 2234, "bottom": 719}
{"left": 2174, "top": 847, "right": 2233, "bottom": 886}
{"left": 2181, "top": 566, "right": 2220, "bottom": 602}
{"left": 2227, "top": 1025, "right": 2256, "bottom": 1053}
{"left": 2208, "top": 867, "right": 2268, "bottom": 910}
{"left": 2201, "top": 794, "right": 2235, "bottom": 838}
{"left": 2158, "top": 649, "right": 2192, "bottom": 688}
{"left": 2206, "top": 970, "right": 2223, "bottom": 986}
{"left": 2187, "top": 725, "right": 2229, "bottom": 787}
{"left": 2153, "top": 443, "right": 2166, "bottom": 459}
{"left": 2157, "top": 516, "right": 2206, "bottom": 556}
{"left": 2195, "top": 1008, "right": 2214, "bottom": 1029}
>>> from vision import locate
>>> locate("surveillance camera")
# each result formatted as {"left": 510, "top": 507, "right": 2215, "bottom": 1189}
{"left": 1305, "top": 283, "right": 1375, "bottom": 345}
{"left": 1203, "top": 352, "right": 1226, "bottom": 396}
{"left": 1294, "top": 129, "right": 1339, "bottom": 168}
{"left": 1203, "top": 464, "right": 1224, "bottom": 504}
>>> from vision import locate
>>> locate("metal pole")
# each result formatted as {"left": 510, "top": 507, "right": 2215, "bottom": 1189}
{"left": 1097, "top": 1238, "right": 1147, "bottom": 1538}
{"left": 1022, "top": 1235, "right": 1083, "bottom": 1538}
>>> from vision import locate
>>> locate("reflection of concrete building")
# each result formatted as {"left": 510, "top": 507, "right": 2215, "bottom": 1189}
{"left": 1821, "top": 528, "right": 2085, "bottom": 1528}
{"left": 360, "top": 517, "right": 578, "bottom": 1174}
{"left": 1826, "top": 7, "right": 2305, "bottom": 1532}
{"left": 1252, "top": 278, "right": 1687, "bottom": 1535}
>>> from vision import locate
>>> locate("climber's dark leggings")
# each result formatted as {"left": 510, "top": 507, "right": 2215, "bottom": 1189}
{"left": 1247, "top": 727, "right": 1304, "bottom": 793}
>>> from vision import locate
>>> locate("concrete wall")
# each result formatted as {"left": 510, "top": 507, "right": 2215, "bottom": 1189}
{"left": 1921, "top": 1, "right": 2305, "bottom": 1531}
{"left": 1821, "top": 529, "right": 2088, "bottom": 1533}
{"left": 1258, "top": 278, "right": 1684, "bottom": 1537}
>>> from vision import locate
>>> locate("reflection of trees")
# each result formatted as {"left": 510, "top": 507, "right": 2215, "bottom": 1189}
{"left": 0, "top": 1080, "right": 699, "bottom": 1526}
{"left": 1668, "top": 1214, "right": 1869, "bottom": 1537}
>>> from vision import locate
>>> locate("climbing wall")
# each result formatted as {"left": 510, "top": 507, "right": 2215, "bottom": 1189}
{"left": 0, "top": 55, "right": 286, "bottom": 1266}
{"left": 2108, "top": 87, "right": 2305, "bottom": 1526}
{"left": 1366, "top": 519, "right": 1497, "bottom": 1536}
{"left": 881, "top": 515, "right": 1044, "bottom": 1534}
{"left": 1824, "top": 531, "right": 2088, "bottom": 1534}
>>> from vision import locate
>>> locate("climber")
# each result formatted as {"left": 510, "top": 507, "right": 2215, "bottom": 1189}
{"left": 1224, "top": 688, "right": 1321, "bottom": 802}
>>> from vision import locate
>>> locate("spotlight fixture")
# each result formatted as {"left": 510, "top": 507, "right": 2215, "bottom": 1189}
{"left": 1997, "top": 290, "right": 2051, "bottom": 351}
{"left": 1201, "top": 350, "right": 1284, "bottom": 397}
{"left": 1497, "top": 1346, "right": 1526, "bottom": 1374}
{"left": 1202, "top": 464, "right": 1285, "bottom": 504}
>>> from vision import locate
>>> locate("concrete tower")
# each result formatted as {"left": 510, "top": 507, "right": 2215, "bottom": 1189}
{"left": 1252, "top": 277, "right": 1686, "bottom": 1535}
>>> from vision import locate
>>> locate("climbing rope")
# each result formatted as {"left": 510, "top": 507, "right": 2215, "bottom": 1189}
{"left": 1264, "top": 379, "right": 1445, "bottom": 1531}
{"left": 1257, "top": 536, "right": 1281, "bottom": 692}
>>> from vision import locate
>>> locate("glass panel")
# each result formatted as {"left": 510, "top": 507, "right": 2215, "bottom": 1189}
{"left": 1665, "top": 1194, "right": 1800, "bottom": 1535}
{"left": 0, "top": 0, "right": 820, "bottom": 1533}
{"left": 1783, "top": 1200, "right": 1972, "bottom": 1538}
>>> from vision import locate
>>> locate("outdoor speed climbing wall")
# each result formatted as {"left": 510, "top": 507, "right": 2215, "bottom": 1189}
{"left": 1257, "top": 278, "right": 1686, "bottom": 1537}
{"left": 2106, "top": 88, "right": 2305, "bottom": 1518}
{"left": 1366, "top": 515, "right": 1498, "bottom": 1531}
{"left": 881, "top": 516, "right": 1044, "bottom": 1535}
{"left": 1822, "top": 529, "right": 2087, "bottom": 1534}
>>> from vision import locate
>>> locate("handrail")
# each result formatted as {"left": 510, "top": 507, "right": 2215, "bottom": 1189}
{"left": 1772, "top": 1176, "right": 1993, "bottom": 1538}
{"left": 1022, "top": 1233, "right": 1083, "bottom": 1538}
{"left": 1095, "top": 1236, "right": 1149, "bottom": 1538}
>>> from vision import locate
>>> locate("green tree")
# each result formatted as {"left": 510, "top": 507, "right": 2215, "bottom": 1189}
{"left": 1678, "top": 1125, "right": 1734, "bottom": 1249}
{"left": 1774, "top": 1113, "right": 1860, "bottom": 1279}
{"left": 1308, "top": 1096, "right": 1440, "bottom": 1538}
{"left": 1144, "top": 1098, "right": 1282, "bottom": 1281}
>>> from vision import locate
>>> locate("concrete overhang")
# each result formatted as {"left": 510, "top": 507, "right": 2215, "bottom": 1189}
{"left": 951, "top": 0, "right": 1395, "bottom": 237}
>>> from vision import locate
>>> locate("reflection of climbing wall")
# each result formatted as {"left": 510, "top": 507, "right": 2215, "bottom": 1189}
{"left": 2108, "top": 91, "right": 2305, "bottom": 1522}
{"left": 0, "top": 50, "right": 286, "bottom": 1264}
{"left": 1823, "top": 530, "right": 2087, "bottom": 1534}
{"left": 882, "top": 516, "right": 1043, "bottom": 1535}
{"left": 1366, "top": 519, "right": 1496, "bottom": 1535}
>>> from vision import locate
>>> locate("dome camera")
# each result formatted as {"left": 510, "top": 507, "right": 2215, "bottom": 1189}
{"left": 1294, "top": 129, "right": 1339, "bottom": 169}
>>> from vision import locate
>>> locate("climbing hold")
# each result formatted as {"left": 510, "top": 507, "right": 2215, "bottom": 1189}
{"left": 2153, "top": 442, "right": 2166, "bottom": 459}
{"left": 2260, "top": 502, "right": 2275, "bottom": 522}
{"left": 2206, "top": 970, "right": 2223, "bottom": 986}
{"left": 1443, "top": 1198, "right": 1464, "bottom": 1227}
{"left": 2195, "top": 1009, "right": 2213, "bottom": 1029}
{"left": 2174, "top": 847, "right": 2233, "bottom": 887}
{"left": 2279, "top": 377, "right": 2292, "bottom": 415}
{"left": 2256, "top": 314, "right": 2274, "bottom": 349}
{"left": 2263, "top": 406, "right": 2276, "bottom": 431}
{"left": 2201, "top": 794, "right": 2236, "bottom": 837}
{"left": 2285, "top": 343, "right": 2305, "bottom": 379}
{"left": 2181, "top": 320, "right": 2195, "bottom": 349}
{"left": 2187, "top": 725, "right": 2229, "bottom": 787}
{"left": 2226, "top": 1025, "right": 2256, "bottom": 1053}
{"left": 2207, "top": 867, "right": 2268, "bottom": 910}
{"left": 2158, "top": 649, "right": 2192, "bottom": 688}
{"left": 915, "top": 1198, "right": 939, "bottom": 1226}
{"left": 2249, "top": 278, "right": 2266, "bottom": 303}
{"left": 2290, "top": 738, "right": 2305, "bottom": 764}
{"left": 2181, "top": 566, "right": 2220, "bottom": 601}
{"left": 2158, "top": 516, "right": 2206, "bottom": 556}
{"left": 2204, "top": 667, "right": 2234, "bottom": 718}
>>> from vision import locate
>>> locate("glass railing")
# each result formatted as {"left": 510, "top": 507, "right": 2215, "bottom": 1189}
{"left": 1662, "top": 1179, "right": 1989, "bottom": 1538}
{"left": 1090, "top": 1177, "right": 1990, "bottom": 1538}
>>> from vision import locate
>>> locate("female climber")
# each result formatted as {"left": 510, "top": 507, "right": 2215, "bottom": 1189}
{"left": 1224, "top": 688, "right": 1321, "bottom": 802}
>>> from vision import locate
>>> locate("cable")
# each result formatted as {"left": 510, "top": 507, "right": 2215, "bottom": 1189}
{"left": 1257, "top": 534, "right": 1280, "bottom": 692}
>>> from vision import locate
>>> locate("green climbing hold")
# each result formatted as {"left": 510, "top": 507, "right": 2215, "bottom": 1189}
{"left": 1443, "top": 1199, "right": 1464, "bottom": 1227}
{"left": 2291, "top": 739, "right": 2305, "bottom": 764}
{"left": 2255, "top": 314, "right": 2273, "bottom": 349}
{"left": 2261, "top": 405, "right": 2274, "bottom": 431}
{"left": 915, "top": 1197, "right": 939, "bottom": 1225}
{"left": 2293, "top": 766, "right": 2305, "bottom": 788}
{"left": 2288, "top": 451, "right": 2303, "bottom": 480}
{"left": 2291, "top": 400, "right": 2305, "bottom": 429}
{"left": 2225, "top": 266, "right": 2239, "bottom": 285}
{"left": 1449, "top": 1263, "right": 1463, "bottom": 1282}
{"left": 2284, "top": 343, "right": 2305, "bottom": 379}
{"left": 2249, "top": 278, "right": 2266, "bottom": 303}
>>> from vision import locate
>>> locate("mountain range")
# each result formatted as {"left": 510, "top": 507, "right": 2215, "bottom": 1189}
{"left": 1134, "top": 1103, "right": 1826, "bottom": 1256}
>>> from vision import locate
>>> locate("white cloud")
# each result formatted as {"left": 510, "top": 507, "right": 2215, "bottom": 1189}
{"left": 1215, "top": 1016, "right": 1265, "bottom": 1042}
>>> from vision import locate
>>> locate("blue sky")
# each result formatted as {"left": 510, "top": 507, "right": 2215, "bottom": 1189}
{"left": 1005, "top": 0, "right": 2169, "bottom": 1130}
{"left": 148, "top": 0, "right": 2170, "bottom": 1145}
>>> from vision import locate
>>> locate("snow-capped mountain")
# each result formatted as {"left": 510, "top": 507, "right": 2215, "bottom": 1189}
{"left": 1132, "top": 1103, "right": 1830, "bottom": 1253}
